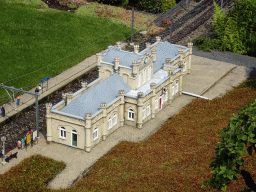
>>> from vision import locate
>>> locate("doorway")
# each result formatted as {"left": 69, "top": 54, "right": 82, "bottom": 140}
{"left": 72, "top": 130, "right": 77, "bottom": 147}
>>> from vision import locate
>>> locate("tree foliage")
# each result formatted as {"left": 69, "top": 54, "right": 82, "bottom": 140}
{"left": 212, "top": 0, "right": 256, "bottom": 57}
{"left": 201, "top": 99, "right": 256, "bottom": 191}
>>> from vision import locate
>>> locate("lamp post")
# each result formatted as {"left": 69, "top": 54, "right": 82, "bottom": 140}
{"left": 169, "top": 16, "right": 174, "bottom": 44}
{"left": 1, "top": 136, "right": 6, "bottom": 166}
{"left": 35, "top": 88, "right": 40, "bottom": 140}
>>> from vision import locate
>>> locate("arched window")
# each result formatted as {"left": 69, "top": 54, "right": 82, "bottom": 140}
{"left": 148, "top": 66, "right": 151, "bottom": 80}
{"left": 60, "top": 127, "right": 66, "bottom": 139}
{"left": 147, "top": 104, "right": 150, "bottom": 116}
{"left": 113, "top": 114, "right": 117, "bottom": 126}
{"left": 183, "top": 62, "right": 186, "bottom": 72}
{"left": 93, "top": 128, "right": 98, "bottom": 141}
{"left": 138, "top": 73, "right": 141, "bottom": 87}
{"left": 108, "top": 117, "right": 112, "bottom": 129}
{"left": 128, "top": 109, "right": 134, "bottom": 121}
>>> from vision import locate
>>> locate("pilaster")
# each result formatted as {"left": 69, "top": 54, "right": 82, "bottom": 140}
{"left": 62, "top": 93, "right": 67, "bottom": 106}
{"left": 150, "top": 83, "right": 156, "bottom": 119}
{"left": 168, "top": 71, "right": 174, "bottom": 101}
{"left": 96, "top": 53, "right": 102, "bottom": 69}
{"left": 46, "top": 103, "right": 53, "bottom": 141}
{"left": 188, "top": 42, "right": 193, "bottom": 74}
{"left": 100, "top": 103, "right": 107, "bottom": 141}
{"left": 66, "top": 92, "right": 73, "bottom": 105}
{"left": 137, "top": 92, "right": 144, "bottom": 129}
{"left": 85, "top": 113, "right": 92, "bottom": 152}
{"left": 118, "top": 90, "right": 125, "bottom": 126}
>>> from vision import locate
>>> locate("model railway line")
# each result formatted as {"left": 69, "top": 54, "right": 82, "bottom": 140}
{"left": 138, "top": 0, "right": 234, "bottom": 52}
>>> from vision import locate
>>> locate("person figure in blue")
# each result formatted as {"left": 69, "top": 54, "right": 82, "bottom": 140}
{"left": 1, "top": 104, "right": 5, "bottom": 117}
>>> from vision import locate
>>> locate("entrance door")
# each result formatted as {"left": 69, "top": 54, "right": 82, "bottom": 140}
{"left": 159, "top": 96, "right": 162, "bottom": 110}
{"left": 72, "top": 130, "right": 77, "bottom": 147}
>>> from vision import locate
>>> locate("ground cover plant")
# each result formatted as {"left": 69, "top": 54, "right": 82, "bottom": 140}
{"left": 0, "top": 0, "right": 163, "bottom": 106}
{"left": 1, "top": 70, "right": 256, "bottom": 191}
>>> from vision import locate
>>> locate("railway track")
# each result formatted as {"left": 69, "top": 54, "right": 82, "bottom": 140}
{"left": 138, "top": 0, "right": 234, "bottom": 52}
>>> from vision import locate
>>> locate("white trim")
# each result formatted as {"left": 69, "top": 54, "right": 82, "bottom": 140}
{"left": 172, "top": 86, "right": 175, "bottom": 96}
{"left": 183, "top": 62, "right": 186, "bottom": 72}
{"left": 108, "top": 117, "right": 112, "bottom": 130}
{"left": 148, "top": 66, "right": 151, "bottom": 80}
{"left": 147, "top": 105, "right": 150, "bottom": 116}
{"left": 155, "top": 99, "right": 158, "bottom": 110}
{"left": 143, "top": 69, "right": 146, "bottom": 84}
{"left": 93, "top": 128, "right": 98, "bottom": 141}
{"left": 71, "top": 129, "right": 77, "bottom": 147}
{"left": 113, "top": 114, "right": 117, "bottom": 126}
{"left": 138, "top": 73, "right": 141, "bottom": 87}
{"left": 165, "top": 91, "right": 168, "bottom": 102}
{"left": 128, "top": 109, "right": 135, "bottom": 121}
{"left": 60, "top": 127, "right": 66, "bottom": 139}
{"left": 142, "top": 108, "right": 146, "bottom": 119}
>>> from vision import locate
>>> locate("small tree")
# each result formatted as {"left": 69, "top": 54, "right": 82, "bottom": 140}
{"left": 201, "top": 99, "right": 256, "bottom": 191}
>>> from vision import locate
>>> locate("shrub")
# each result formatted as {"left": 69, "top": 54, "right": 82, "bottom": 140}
{"left": 137, "top": 0, "right": 162, "bottom": 14}
{"left": 161, "top": 0, "right": 176, "bottom": 12}
{"left": 97, "top": 0, "right": 129, "bottom": 6}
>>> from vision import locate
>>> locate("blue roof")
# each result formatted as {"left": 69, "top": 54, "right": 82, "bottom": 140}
{"left": 101, "top": 46, "right": 143, "bottom": 69}
{"left": 152, "top": 41, "right": 180, "bottom": 73}
{"left": 60, "top": 73, "right": 131, "bottom": 119}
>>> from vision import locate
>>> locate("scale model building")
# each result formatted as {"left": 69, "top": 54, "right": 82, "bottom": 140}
{"left": 45, "top": 36, "right": 193, "bottom": 152}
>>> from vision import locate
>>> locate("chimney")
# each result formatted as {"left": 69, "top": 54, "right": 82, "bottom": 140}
{"left": 116, "top": 42, "right": 122, "bottom": 50}
{"left": 152, "top": 49, "right": 157, "bottom": 62}
{"left": 146, "top": 42, "right": 151, "bottom": 49}
{"left": 188, "top": 42, "right": 193, "bottom": 54}
{"left": 114, "top": 57, "right": 120, "bottom": 73}
{"left": 96, "top": 53, "right": 102, "bottom": 68}
{"left": 132, "top": 60, "right": 139, "bottom": 75}
{"left": 66, "top": 92, "right": 73, "bottom": 105}
{"left": 134, "top": 44, "right": 139, "bottom": 54}
{"left": 165, "top": 58, "right": 171, "bottom": 65}
{"left": 156, "top": 36, "right": 161, "bottom": 43}
{"left": 81, "top": 81, "right": 88, "bottom": 89}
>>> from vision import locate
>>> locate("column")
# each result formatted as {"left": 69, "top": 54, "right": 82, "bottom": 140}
{"left": 137, "top": 92, "right": 144, "bottom": 129}
{"left": 85, "top": 113, "right": 92, "bottom": 152}
{"left": 101, "top": 103, "right": 107, "bottom": 141}
{"left": 46, "top": 103, "right": 53, "bottom": 141}
{"left": 150, "top": 83, "right": 156, "bottom": 119}
{"left": 118, "top": 90, "right": 125, "bottom": 126}
{"left": 168, "top": 71, "right": 174, "bottom": 101}
{"left": 66, "top": 92, "right": 73, "bottom": 105}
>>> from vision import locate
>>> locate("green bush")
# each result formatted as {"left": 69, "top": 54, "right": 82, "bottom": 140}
{"left": 137, "top": 0, "right": 162, "bottom": 14}
{"left": 97, "top": 0, "right": 129, "bottom": 6}
{"left": 193, "top": 36, "right": 227, "bottom": 52}
{"left": 161, "top": 0, "right": 176, "bottom": 12}
{"left": 212, "top": 0, "right": 256, "bottom": 57}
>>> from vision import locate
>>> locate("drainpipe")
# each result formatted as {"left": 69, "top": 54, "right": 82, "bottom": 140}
{"left": 182, "top": 91, "right": 211, "bottom": 100}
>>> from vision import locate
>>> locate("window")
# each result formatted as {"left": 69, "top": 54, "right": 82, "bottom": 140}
{"left": 175, "top": 82, "right": 179, "bottom": 94}
{"left": 60, "top": 127, "right": 66, "bottom": 139}
{"left": 147, "top": 105, "right": 150, "bottom": 116}
{"left": 165, "top": 91, "right": 168, "bottom": 102}
{"left": 143, "top": 108, "right": 146, "bottom": 119}
{"left": 155, "top": 99, "right": 158, "bottom": 110}
{"left": 128, "top": 109, "right": 134, "bottom": 121}
{"left": 143, "top": 69, "right": 146, "bottom": 83}
{"left": 108, "top": 117, "right": 112, "bottom": 129}
{"left": 183, "top": 62, "right": 186, "bottom": 72}
{"left": 138, "top": 73, "right": 141, "bottom": 87}
{"left": 172, "top": 86, "right": 175, "bottom": 96}
{"left": 93, "top": 128, "right": 98, "bottom": 141}
{"left": 113, "top": 114, "right": 117, "bottom": 126}
{"left": 148, "top": 66, "right": 151, "bottom": 80}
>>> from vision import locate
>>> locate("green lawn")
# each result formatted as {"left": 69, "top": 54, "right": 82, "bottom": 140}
{"left": 0, "top": 0, "right": 132, "bottom": 105}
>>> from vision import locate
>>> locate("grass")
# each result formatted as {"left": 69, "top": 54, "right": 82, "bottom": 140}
{"left": 1, "top": 70, "right": 256, "bottom": 191}
{"left": 0, "top": 0, "right": 162, "bottom": 106}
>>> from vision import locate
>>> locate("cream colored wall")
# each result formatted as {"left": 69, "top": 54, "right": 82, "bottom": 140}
{"left": 50, "top": 118, "right": 85, "bottom": 150}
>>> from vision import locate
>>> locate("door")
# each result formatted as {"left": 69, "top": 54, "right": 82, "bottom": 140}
{"left": 72, "top": 131, "right": 77, "bottom": 147}
{"left": 159, "top": 97, "right": 162, "bottom": 110}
